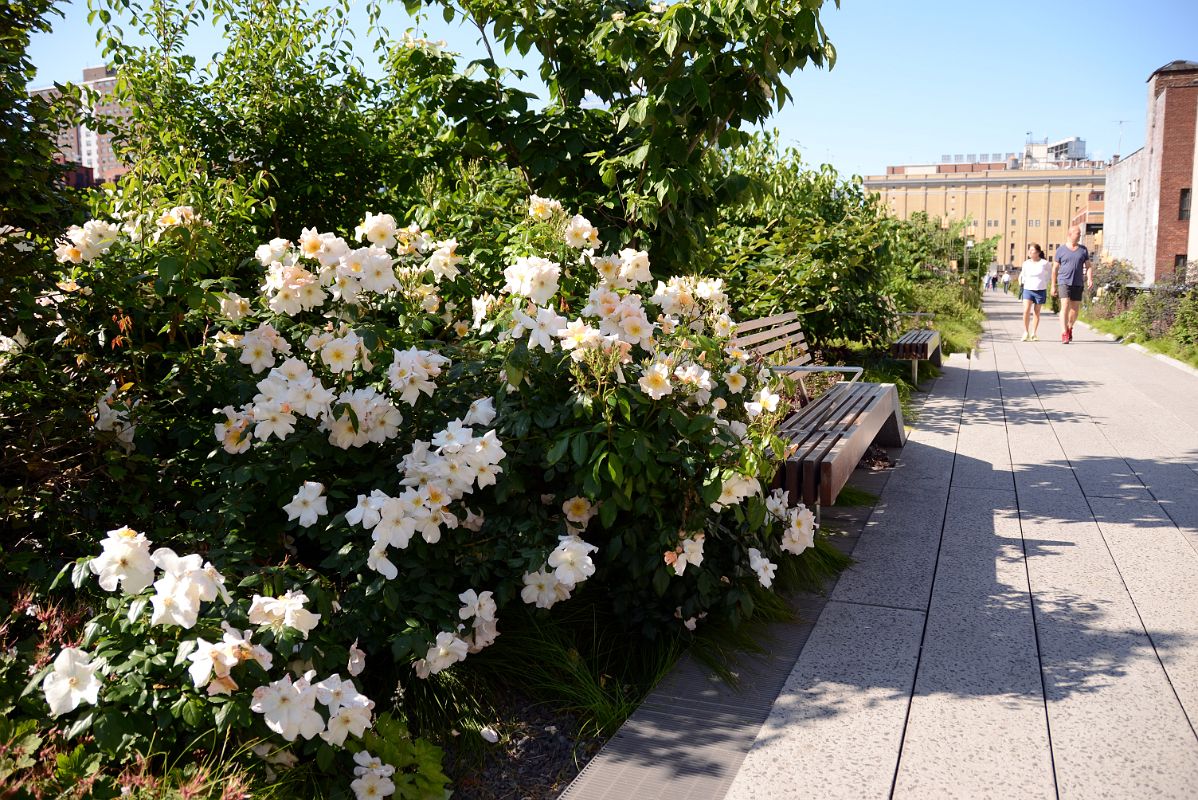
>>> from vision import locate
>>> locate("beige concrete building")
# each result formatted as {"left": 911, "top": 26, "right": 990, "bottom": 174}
{"left": 865, "top": 160, "right": 1106, "bottom": 267}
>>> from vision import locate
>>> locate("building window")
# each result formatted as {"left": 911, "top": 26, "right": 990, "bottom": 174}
{"left": 1181, "top": 188, "right": 1191, "bottom": 221}
{"left": 1176, "top": 255, "right": 1188, "bottom": 272}
{"left": 1011, "top": 218, "right": 1017, "bottom": 226}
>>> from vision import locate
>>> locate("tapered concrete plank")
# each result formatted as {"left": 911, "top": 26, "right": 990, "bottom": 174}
{"left": 893, "top": 488, "right": 1054, "bottom": 799}
{"left": 723, "top": 602, "right": 926, "bottom": 800}
{"left": 830, "top": 485, "right": 949, "bottom": 610}
{"left": 1018, "top": 488, "right": 1198, "bottom": 798}
{"left": 920, "top": 487, "right": 1023, "bottom": 597}
{"left": 1088, "top": 496, "right": 1198, "bottom": 726}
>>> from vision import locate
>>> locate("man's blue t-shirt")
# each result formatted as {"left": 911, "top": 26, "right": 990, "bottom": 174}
{"left": 1055, "top": 244, "right": 1090, "bottom": 286}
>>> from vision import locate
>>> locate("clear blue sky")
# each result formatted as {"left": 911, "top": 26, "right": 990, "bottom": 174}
{"left": 27, "top": 0, "right": 1198, "bottom": 178}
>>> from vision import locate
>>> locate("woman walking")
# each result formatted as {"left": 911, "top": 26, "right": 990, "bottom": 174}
{"left": 1020, "top": 244, "right": 1050, "bottom": 341}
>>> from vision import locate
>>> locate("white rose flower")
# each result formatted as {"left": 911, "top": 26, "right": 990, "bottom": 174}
{"left": 43, "top": 647, "right": 102, "bottom": 716}
{"left": 89, "top": 526, "right": 156, "bottom": 594}
{"left": 283, "top": 481, "right": 328, "bottom": 528}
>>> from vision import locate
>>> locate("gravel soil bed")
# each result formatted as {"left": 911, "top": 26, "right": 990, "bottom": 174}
{"left": 447, "top": 689, "right": 606, "bottom": 800}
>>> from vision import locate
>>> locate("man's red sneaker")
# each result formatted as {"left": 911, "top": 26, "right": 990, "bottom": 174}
{"left": 1067, "top": 327, "right": 1074, "bottom": 342}
{"left": 1062, "top": 331, "right": 1070, "bottom": 344}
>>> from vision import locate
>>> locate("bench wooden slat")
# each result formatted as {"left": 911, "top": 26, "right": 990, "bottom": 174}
{"left": 732, "top": 311, "right": 799, "bottom": 336}
{"left": 750, "top": 336, "right": 812, "bottom": 361}
{"left": 779, "top": 382, "right": 873, "bottom": 436}
{"left": 891, "top": 328, "right": 942, "bottom": 385}
{"left": 817, "top": 387, "right": 904, "bottom": 505}
{"left": 729, "top": 320, "right": 806, "bottom": 350}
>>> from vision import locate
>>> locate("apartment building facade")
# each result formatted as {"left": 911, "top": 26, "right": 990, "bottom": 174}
{"left": 30, "top": 66, "right": 130, "bottom": 184}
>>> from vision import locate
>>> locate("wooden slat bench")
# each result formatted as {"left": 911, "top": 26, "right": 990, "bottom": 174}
{"left": 732, "top": 312, "right": 906, "bottom": 512}
{"left": 891, "top": 313, "right": 942, "bottom": 386}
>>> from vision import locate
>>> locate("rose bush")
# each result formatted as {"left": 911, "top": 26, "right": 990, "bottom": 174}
{"left": 15, "top": 196, "right": 825, "bottom": 794}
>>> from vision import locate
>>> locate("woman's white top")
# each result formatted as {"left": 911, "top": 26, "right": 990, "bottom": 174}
{"left": 1021, "top": 258, "right": 1050, "bottom": 291}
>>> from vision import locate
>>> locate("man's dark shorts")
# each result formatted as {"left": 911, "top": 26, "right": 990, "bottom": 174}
{"left": 1061, "top": 284, "right": 1084, "bottom": 302}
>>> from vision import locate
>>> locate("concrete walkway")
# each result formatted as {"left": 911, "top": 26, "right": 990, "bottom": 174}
{"left": 565, "top": 291, "right": 1198, "bottom": 799}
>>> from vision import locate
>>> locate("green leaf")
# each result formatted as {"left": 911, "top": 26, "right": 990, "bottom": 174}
{"left": 570, "top": 434, "right": 588, "bottom": 466}
{"left": 71, "top": 559, "right": 92, "bottom": 589}
{"left": 547, "top": 435, "right": 570, "bottom": 466}
{"left": 607, "top": 451, "right": 624, "bottom": 485}
{"left": 316, "top": 743, "right": 336, "bottom": 771}
{"left": 64, "top": 711, "right": 96, "bottom": 740}
{"left": 599, "top": 500, "right": 618, "bottom": 529}
{"left": 629, "top": 142, "right": 651, "bottom": 167}
{"left": 157, "top": 256, "right": 182, "bottom": 283}
{"left": 180, "top": 698, "right": 204, "bottom": 727}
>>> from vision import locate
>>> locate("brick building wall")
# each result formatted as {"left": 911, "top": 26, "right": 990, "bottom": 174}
{"left": 1150, "top": 67, "right": 1197, "bottom": 281}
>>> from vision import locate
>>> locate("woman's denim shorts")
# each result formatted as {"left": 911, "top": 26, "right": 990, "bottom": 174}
{"left": 1022, "top": 288, "right": 1047, "bottom": 304}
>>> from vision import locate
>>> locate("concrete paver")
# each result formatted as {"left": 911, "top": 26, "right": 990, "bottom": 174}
{"left": 723, "top": 602, "right": 926, "bottom": 800}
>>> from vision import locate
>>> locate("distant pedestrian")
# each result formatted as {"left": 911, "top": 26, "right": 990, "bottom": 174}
{"left": 1019, "top": 244, "right": 1050, "bottom": 341}
{"left": 1001, "top": 271, "right": 1011, "bottom": 291}
{"left": 1052, "top": 226, "right": 1093, "bottom": 344}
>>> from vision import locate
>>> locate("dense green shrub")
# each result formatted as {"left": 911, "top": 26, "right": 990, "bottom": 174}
{"left": 706, "top": 137, "right": 903, "bottom": 347}
{"left": 1172, "top": 289, "right": 1198, "bottom": 347}
{"left": 1127, "top": 288, "right": 1179, "bottom": 341}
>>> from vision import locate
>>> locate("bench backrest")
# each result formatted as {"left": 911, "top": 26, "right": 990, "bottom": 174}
{"left": 730, "top": 311, "right": 812, "bottom": 370}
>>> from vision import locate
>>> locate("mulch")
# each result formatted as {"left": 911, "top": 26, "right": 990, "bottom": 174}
{"left": 446, "top": 688, "right": 605, "bottom": 800}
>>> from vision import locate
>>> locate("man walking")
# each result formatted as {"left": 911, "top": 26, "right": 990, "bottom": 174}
{"left": 1051, "top": 225, "right": 1093, "bottom": 343}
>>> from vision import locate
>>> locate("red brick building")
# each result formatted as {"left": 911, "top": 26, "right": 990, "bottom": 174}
{"left": 1104, "top": 61, "right": 1198, "bottom": 285}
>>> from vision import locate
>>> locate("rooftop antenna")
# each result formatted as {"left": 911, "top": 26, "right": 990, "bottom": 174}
{"left": 1112, "top": 119, "right": 1128, "bottom": 155}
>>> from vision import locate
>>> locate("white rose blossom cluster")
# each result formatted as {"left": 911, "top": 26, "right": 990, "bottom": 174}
{"left": 352, "top": 750, "right": 398, "bottom": 800}
{"left": 248, "top": 215, "right": 439, "bottom": 315}
{"left": 664, "top": 532, "right": 705, "bottom": 576}
{"left": 528, "top": 194, "right": 563, "bottom": 220}
{"left": 42, "top": 647, "right": 102, "bottom": 717}
{"left": 491, "top": 213, "right": 761, "bottom": 424}
{"left": 564, "top": 214, "right": 601, "bottom": 249}
{"left": 49, "top": 525, "right": 383, "bottom": 793}
{"left": 52, "top": 204, "right": 207, "bottom": 266}
{"left": 710, "top": 473, "right": 762, "bottom": 512}
{"left": 767, "top": 489, "right": 817, "bottom": 556}
{"left": 411, "top": 587, "right": 499, "bottom": 678}
{"left": 54, "top": 219, "right": 120, "bottom": 264}
{"left": 748, "top": 547, "right": 777, "bottom": 588}
{"left": 89, "top": 525, "right": 232, "bottom": 629}
{"left": 217, "top": 325, "right": 443, "bottom": 452}
{"left": 346, "top": 403, "right": 505, "bottom": 580}
{"left": 156, "top": 205, "right": 203, "bottom": 229}
{"left": 400, "top": 31, "right": 449, "bottom": 57}
{"left": 520, "top": 497, "right": 601, "bottom": 611}
{"left": 250, "top": 669, "right": 373, "bottom": 745}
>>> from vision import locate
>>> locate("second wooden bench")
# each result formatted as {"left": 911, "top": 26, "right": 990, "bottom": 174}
{"left": 891, "top": 313, "right": 941, "bottom": 386}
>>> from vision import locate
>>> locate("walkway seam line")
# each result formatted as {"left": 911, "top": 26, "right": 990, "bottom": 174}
{"left": 1001, "top": 319, "right": 1062, "bottom": 800}
{"left": 886, "top": 350, "right": 969, "bottom": 799}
